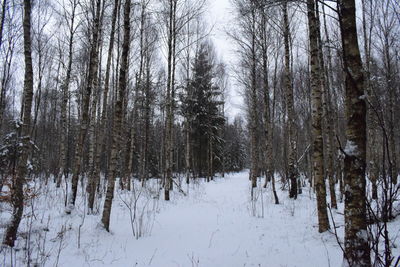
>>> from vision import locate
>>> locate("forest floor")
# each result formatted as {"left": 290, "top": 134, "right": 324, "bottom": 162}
{"left": 1, "top": 171, "right": 400, "bottom": 267}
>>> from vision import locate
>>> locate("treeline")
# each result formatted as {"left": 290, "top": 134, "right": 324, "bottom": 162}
{"left": 230, "top": 0, "right": 399, "bottom": 266}
{"left": 0, "top": 0, "right": 248, "bottom": 245}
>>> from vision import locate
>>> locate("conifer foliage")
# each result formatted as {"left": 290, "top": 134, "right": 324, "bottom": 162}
{"left": 181, "top": 43, "right": 225, "bottom": 179}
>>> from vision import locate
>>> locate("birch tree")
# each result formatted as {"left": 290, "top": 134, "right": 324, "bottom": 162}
{"left": 306, "top": 0, "right": 329, "bottom": 232}
{"left": 67, "top": 0, "right": 102, "bottom": 211}
{"left": 339, "top": 0, "right": 371, "bottom": 264}
{"left": 57, "top": 0, "right": 79, "bottom": 188}
{"left": 101, "top": 0, "right": 131, "bottom": 231}
{"left": 3, "top": 0, "right": 34, "bottom": 247}
{"left": 282, "top": 2, "right": 297, "bottom": 199}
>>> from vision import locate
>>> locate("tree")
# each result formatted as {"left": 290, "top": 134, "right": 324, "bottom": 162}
{"left": 282, "top": 2, "right": 297, "bottom": 199}
{"left": 163, "top": 0, "right": 177, "bottom": 200}
{"left": 181, "top": 42, "right": 225, "bottom": 180}
{"left": 339, "top": 0, "right": 371, "bottom": 265}
{"left": 87, "top": 0, "right": 120, "bottom": 212}
{"left": 230, "top": 0, "right": 262, "bottom": 192}
{"left": 306, "top": 0, "right": 329, "bottom": 233}
{"left": 101, "top": 0, "right": 131, "bottom": 231}
{"left": 67, "top": 0, "right": 102, "bottom": 211}
{"left": 258, "top": 4, "right": 279, "bottom": 204}
{"left": 57, "top": 0, "right": 79, "bottom": 188}
{"left": 248, "top": 3, "right": 258, "bottom": 191}
{"left": 224, "top": 117, "right": 248, "bottom": 173}
{"left": 3, "top": 0, "right": 34, "bottom": 247}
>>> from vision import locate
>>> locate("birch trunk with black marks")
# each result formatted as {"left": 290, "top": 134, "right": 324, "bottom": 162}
{"left": 260, "top": 9, "right": 278, "bottom": 204}
{"left": 3, "top": 0, "right": 33, "bottom": 247}
{"left": 164, "top": 0, "right": 177, "bottom": 201}
{"left": 68, "top": 0, "right": 101, "bottom": 210}
{"left": 282, "top": 2, "right": 297, "bottom": 199}
{"left": 249, "top": 6, "right": 258, "bottom": 191}
{"left": 361, "top": 0, "right": 378, "bottom": 199}
{"left": 339, "top": 0, "right": 371, "bottom": 265}
{"left": 88, "top": 0, "right": 120, "bottom": 211}
{"left": 57, "top": 0, "right": 78, "bottom": 188}
{"left": 322, "top": 2, "right": 341, "bottom": 206}
{"left": 307, "top": 0, "right": 330, "bottom": 232}
{"left": 101, "top": 0, "right": 131, "bottom": 231}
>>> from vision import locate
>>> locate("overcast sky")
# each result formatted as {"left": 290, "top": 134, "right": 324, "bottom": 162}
{"left": 207, "top": 0, "right": 244, "bottom": 121}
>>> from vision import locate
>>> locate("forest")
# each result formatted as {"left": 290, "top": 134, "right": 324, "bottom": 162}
{"left": 0, "top": 0, "right": 399, "bottom": 266}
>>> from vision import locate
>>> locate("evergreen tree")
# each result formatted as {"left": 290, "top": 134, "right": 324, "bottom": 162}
{"left": 181, "top": 42, "right": 225, "bottom": 179}
{"left": 224, "top": 116, "right": 248, "bottom": 172}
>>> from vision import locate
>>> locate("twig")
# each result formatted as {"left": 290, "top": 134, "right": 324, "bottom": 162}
{"left": 394, "top": 255, "right": 399, "bottom": 267}
{"left": 148, "top": 248, "right": 157, "bottom": 265}
{"left": 335, "top": 134, "right": 348, "bottom": 157}
{"left": 327, "top": 204, "right": 348, "bottom": 265}
{"left": 172, "top": 179, "right": 187, "bottom": 196}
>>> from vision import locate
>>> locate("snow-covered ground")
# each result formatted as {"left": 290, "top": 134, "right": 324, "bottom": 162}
{"left": 1, "top": 171, "right": 399, "bottom": 266}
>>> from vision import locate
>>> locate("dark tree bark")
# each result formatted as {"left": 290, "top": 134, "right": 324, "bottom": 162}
{"left": 164, "top": 0, "right": 177, "bottom": 201}
{"left": 339, "top": 0, "right": 371, "bottom": 265}
{"left": 315, "top": 1, "right": 337, "bottom": 210}
{"left": 249, "top": 6, "right": 258, "bottom": 191}
{"left": 101, "top": 0, "right": 131, "bottom": 231}
{"left": 260, "top": 9, "right": 279, "bottom": 204}
{"left": 68, "top": 0, "right": 102, "bottom": 210}
{"left": 3, "top": 0, "right": 33, "bottom": 247}
{"left": 282, "top": 2, "right": 297, "bottom": 199}
{"left": 0, "top": 0, "right": 6, "bottom": 49}
{"left": 87, "top": 0, "right": 119, "bottom": 212}
{"left": 58, "top": 0, "right": 78, "bottom": 188}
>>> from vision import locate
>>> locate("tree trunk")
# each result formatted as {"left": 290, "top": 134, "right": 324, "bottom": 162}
{"left": 319, "top": 8, "right": 337, "bottom": 211}
{"left": 360, "top": 0, "right": 378, "bottom": 200}
{"left": 86, "top": 63, "right": 100, "bottom": 212}
{"left": 185, "top": 120, "right": 191, "bottom": 184}
{"left": 58, "top": 0, "right": 78, "bottom": 188}
{"left": 142, "top": 54, "right": 151, "bottom": 183}
{"left": 164, "top": 0, "right": 177, "bottom": 201}
{"left": 68, "top": 0, "right": 101, "bottom": 210}
{"left": 283, "top": 3, "right": 297, "bottom": 199}
{"left": 101, "top": 0, "right": 131, "bottom": 231}
{"left": 87, "top": 0, "right": 119, "bottom": 211}
{"left": 339, "top": 0, "right": 371, "bottom": 265}
{"left": 260, "top": 10, "right": 278, "bottom": 204}
{"left": 0, "top": 0, "right": 6, "bottom": 50}
{"left": 249, "top": 6, "right": 258, "bottom": 191}
{"left": 307, "top": 0, "right": 330, "bottom": 233}
{"left": 3, "top": 0, "right": 33, "bottom": 247}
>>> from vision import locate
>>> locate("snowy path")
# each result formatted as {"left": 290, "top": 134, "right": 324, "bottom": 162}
{"left": 55, "top": 171, "right": 343, "bottom": 267}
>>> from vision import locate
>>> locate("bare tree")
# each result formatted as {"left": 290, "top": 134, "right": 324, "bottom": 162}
{"left": 282, "top": 2, "right": 297, "bottom": 199}
{"left": 57, "top": 0, "right": 79, "bottom": 188}
{"left": 307, "top": 0, "right": 329, "bottom": 232}
{"left": 3, "top": 0, "right": 34, "bottom": 247}
{"left": 101, "top": 0, "right": 131, "bottom": 231}
{"left": 339, "top": 0, "right": 371, "bottom": 265}
{"left": 67, "top": 0, "right": 102, "bottom": 211}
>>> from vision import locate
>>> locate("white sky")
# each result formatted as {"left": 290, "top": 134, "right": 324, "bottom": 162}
{"left": 207, "top": 0, "right": 245, "bottom": 121}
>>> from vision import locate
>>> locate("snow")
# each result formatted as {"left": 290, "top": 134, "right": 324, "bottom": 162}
{"left": 344, "top": 140, "right": 359, "bottom": 157}
{"left": 1, "top": 171, "right": 399, "bottom": 266}
{"left": 358, "top": 95, "right": 367, "bottom": 100}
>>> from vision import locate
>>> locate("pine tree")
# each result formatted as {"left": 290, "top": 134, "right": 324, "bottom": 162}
{"left": 181, "top": 42, "right": 225, "bottom": 179}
